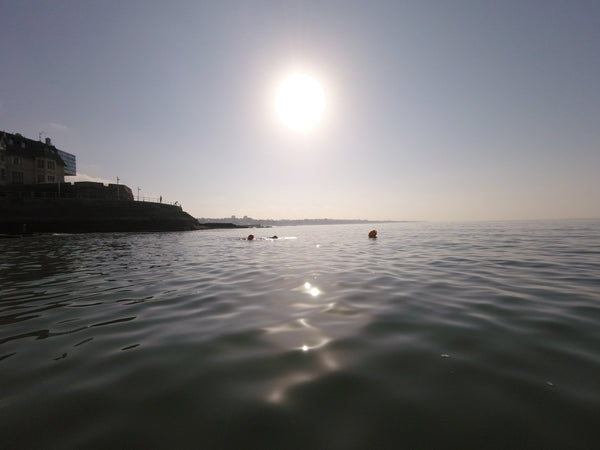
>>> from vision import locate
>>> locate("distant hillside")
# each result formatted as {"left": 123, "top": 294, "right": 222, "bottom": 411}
{"left": 196, "top": 217, "right": 401, "bottom": 228}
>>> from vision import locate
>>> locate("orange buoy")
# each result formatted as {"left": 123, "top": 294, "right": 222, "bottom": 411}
{"left": 247, "top": 234, "right": 254, "bottom": 240}
{"left": 368, "top": 229, "right": 377, "bottom": 238}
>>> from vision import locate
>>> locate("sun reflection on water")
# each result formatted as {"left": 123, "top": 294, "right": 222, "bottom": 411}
{"left": 260, "top": 279, "right": 368, "bottom": 404}
{"left": 303, "top": 282, "right": 320, "bottom": 297}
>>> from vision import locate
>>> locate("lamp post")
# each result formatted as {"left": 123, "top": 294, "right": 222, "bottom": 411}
{"left": 137, "top": 186, "right": 141, "bottom": 201}
{"left": 116, "top": 176, "right": 119, "bottom": 200}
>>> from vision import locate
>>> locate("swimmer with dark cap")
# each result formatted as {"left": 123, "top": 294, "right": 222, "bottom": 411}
{"left": 368, "top": 230, "right": 377, "bottom": 238}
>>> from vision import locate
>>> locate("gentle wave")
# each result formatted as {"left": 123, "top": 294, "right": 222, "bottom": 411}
{"left": 1, "top": 220, "right": 599, "bottom": 449}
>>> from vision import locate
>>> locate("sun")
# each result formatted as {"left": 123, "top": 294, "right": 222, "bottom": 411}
{"left": 275, "top": 72, "right": 326, "bottom": 133}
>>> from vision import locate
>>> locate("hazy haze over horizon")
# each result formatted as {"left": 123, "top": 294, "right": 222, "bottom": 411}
{"left": 1, "top": 1, "right": 599, "bottom": 221}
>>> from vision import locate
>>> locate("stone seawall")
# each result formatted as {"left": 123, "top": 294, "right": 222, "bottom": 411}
{"left": 0, "top": 198, "right": 200, "bottom": 233}
{"left": 0, "top": 181, "right": 134, "bottom": 201}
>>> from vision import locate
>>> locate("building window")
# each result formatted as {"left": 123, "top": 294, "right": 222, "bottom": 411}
{"left": 1, "top": 168, "right": 5, "bottom": 181}
{"left": 47, "top": 160, "right": 55, "bottom": 170}
{"left": 12, "top": 171, "right": 24, "bottom": 184}
{"left": 12, "top": 156, "right": 21, "bottom": 165}
{"left": 38, "top": 159, "right": 45, "bottom": 168}
{"left": 47, "top": 175, "right": 55, "bottom": 182}
{"left": 21, "top": 142, "right": 25, "bottom": 148}
{"left": 38, "top": 174, "right": 46, "bottom": 183}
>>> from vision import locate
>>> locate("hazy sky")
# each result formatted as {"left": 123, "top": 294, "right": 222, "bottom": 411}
{"left": 2, "top": 1, "right": 599, "bottom": 221}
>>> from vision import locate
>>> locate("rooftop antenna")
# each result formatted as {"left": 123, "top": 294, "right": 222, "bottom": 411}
{"left": 39, "top": 131, "right": 47, "bottom": 141}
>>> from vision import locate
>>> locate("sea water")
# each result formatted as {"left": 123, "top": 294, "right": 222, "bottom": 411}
{"left": 1, "top": 220, "right": 599, "bottom": 449}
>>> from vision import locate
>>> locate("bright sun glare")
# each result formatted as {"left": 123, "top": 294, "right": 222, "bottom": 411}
{"left": 275, "top": 72, "right": 326, "bottom": 133}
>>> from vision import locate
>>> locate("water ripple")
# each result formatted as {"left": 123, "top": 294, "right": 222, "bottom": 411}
{"left": 1, "top": 221, "right": 599, "bottom": 449}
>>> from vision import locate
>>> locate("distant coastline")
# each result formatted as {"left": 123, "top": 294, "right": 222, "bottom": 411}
{"left": 197, "top": 216, "right": 406, "bottom": 228}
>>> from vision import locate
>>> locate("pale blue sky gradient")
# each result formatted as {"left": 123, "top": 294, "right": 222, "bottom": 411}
{"left": 2, "top": 1, "right": 599, "bottom": 220}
